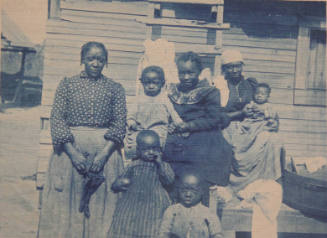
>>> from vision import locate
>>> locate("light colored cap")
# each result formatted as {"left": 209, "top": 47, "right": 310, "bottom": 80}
{"left": 221, "top": 49, "right": 243, "bottom": 65}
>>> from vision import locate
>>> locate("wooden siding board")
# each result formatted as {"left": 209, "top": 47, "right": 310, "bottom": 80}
{"left": 61, "top": 1, "right": 147, "bottom": 16}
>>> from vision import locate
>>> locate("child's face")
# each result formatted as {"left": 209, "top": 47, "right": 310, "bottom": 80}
{"left": 177, "top": 60, "right": 201, "bottom": 91}
{"left": 254, "top": 86, "right": 270, "bottom": 104}
{"left": 178, "top": 174, "right": 203, "bottom": 208}
{"left": 142, "top": 71, "right": 164, "bottom": 97}
{"left": 137, "top": 135, "right": 161, "bottom": 162}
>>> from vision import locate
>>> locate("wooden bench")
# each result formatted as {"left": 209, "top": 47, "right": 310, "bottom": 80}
{"left": 213, "top": 202, "right": 327, "bottom": 238}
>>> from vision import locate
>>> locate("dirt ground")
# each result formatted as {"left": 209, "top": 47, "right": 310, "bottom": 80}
{"left": 0, "top": 106, "right": 41, "bottom": 238}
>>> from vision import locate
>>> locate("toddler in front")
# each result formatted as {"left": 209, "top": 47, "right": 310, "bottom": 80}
{"left": 159, "top": 171, "right": 223, "bottom": 238}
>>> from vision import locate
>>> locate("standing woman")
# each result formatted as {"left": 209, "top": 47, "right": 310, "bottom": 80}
{"left": 164, "top": 51, "right": 232, "bottom": 205}
{"left": 38, "top": 41, "right": 127, "bottom": 238}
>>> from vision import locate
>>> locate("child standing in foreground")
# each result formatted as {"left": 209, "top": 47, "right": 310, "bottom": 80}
{"left": 159, "top": 171, "right": 223, "bottom": 238}
{"left": 108, "top": 130, "right": 175, "bottom": 238}
{"left": 124, "top": 66, "right": 183, "bottom": 160}
{"left": 239, "top": 83, "right": 279, "bottom": 133}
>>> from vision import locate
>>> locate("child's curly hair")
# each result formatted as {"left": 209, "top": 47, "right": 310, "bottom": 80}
{"left": 255, "top": 82, "right": 271, "bottom": 94}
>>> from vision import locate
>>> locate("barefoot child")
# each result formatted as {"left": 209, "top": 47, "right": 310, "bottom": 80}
{"left": 108, "top": 130, "right": 175, "bottom": 238}
{"left": 124, "top": 66, "right": 182, "bottom": 160}
{"left": 159, "top": 171, "right": 223, "bottom": 238}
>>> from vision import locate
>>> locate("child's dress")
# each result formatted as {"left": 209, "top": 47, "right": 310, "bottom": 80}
{"left": 108, "top": 159, "right": 175, "bottom": 238}
{"left": 238, "top": 101, "right": 278, "bottom": 135}
{"left": 124, "top": 91, "right": 182, "bottom": 160}
{"left": 159, "top": 203, "right": 223, "bottom": 238}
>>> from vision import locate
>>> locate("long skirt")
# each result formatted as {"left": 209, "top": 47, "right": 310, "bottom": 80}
{"left": 37, "top": 127, "right": 124, "bottom": 238}
{"left": 223, "top": 121, "right": 282, "bottom": 192}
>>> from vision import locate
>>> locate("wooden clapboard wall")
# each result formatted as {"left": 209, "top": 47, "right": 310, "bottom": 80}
{"left": 222, "top": 0, "right": 326, "bottom": 157}
{"left": 38, "top": 0, "right": 326, "bottom": 188}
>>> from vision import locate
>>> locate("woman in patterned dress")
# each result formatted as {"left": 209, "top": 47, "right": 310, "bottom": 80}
{"left": 37, "top": 41, "right": 127, "bottom": 238}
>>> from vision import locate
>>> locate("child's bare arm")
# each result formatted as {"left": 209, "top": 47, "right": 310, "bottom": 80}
{"left": 154, "top": 152, "right": 175, "bottom": 186}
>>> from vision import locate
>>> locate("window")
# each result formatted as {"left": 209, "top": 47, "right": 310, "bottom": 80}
{"left": 294, "top": 17, "right": 326, "bottom": 107}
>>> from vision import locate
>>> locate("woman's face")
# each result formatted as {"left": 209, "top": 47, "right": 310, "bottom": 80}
{"left": 177, "top": 60, "right": 201, "bottom": 91}
{"left": 223, "top": 61, "right": 243, "bottom": 80}
{"left": 83, "top": 46, "right": 106, "bottom": 78}
{"left": 142, "top": 71, "right": 164, "bottom": 97}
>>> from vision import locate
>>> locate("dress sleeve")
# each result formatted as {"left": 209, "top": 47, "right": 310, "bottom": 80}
{"left": 50, "top": 78, "right": 74, "bottom": 148}
{"left": 159, "top": 206, "right": 175, "bottom": 238}
{"left": 104, "top": 83, "right": 127, "bottom": 146}
{"left": 158, "top": 162, "right": 175, "bottom": 186}
{"left": 185, "top": 89, "right": 230, "bottom": 132}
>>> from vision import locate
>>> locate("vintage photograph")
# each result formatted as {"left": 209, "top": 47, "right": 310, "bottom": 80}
{"left": 0, "top": 0, "right": 326, "bottom": 237}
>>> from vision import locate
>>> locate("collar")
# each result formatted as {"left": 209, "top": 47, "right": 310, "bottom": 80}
{"left": 80, "top": 71, "right": 104, "bottom": 81}
{"left": 168, "top": 79, "right": 215, "bottom": 105}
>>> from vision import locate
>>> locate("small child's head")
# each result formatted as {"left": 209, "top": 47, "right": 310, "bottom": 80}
{"left": 253, "top": 83, "right": 271, "bottom": 104}
{"left": 177, "top": 170, "right": 204, "bottom": 208}
{"left": 140, "top": 66, "right": 165, "bottom": 97}
{"left": 136, "top": 130, "right": 161, "bottom": 162}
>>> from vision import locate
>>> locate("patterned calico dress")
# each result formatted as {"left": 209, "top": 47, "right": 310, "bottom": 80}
{"left": 38, "top": 71, "right": 127, "bottom": 238}
{"left": 222, "top": 77, "right": 282, "bottom": 192}
{"left": 108, "top": 159, "right": 174, "bottom": 238}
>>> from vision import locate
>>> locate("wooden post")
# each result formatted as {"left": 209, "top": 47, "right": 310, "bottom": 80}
{"left": 213, "top": 0, "right": 224, "bottom": 77}
{"left": 48, "top": 0, "right": 61, "bottom": 19}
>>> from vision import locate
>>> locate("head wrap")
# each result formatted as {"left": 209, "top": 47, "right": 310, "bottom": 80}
{"left": 221, "top": 49, "right": 244, "bottom": 65}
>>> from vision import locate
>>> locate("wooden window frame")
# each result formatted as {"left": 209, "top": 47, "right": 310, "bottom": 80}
{"left": 293, "top": 16, "right": 326, "bottom": 107}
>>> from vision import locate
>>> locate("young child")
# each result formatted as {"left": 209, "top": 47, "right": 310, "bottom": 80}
{"left": 240, "top": 83, "right": 279, "bottom": 133}
{"left": 124, "top": 65, "right": 183, "bottom": 160}
{"left": 159, "top": 171, "right": 223, "bottom": 238}
{"left": 108, "top": 130, "right": 175, "bottom": 238}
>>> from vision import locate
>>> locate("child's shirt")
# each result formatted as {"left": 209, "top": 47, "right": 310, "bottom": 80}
{"left": 245, "top": 101, "right": 277, "bottom": 121}
{"left": 159, "top": 203, "right": 223, "bottom": 238}
{"left": 128, "top": 90, "right": 182, "bottom": 129}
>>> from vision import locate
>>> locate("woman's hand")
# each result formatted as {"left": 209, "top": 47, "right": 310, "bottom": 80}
{"left": 89, "top": 140, "right": 117, "bottom": 174}
{"left": 127, "top": 119, "right": 142, "bottom": 131}
{"left": 64, "top": 143, "right": 87, "bottom": 174}
{"left": 168, "top": 123, "right": 177, "bottom": 134}
{"left": 242, "top": 105, "right": 254, "bottom": 118}
{"left": 89, "top": 155, "right": 107, "bottom": 174}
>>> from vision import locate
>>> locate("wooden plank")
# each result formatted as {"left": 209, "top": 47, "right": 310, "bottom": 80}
{"left": 49, "top": 0, "right": 60, "bottom": 19}
{"left": 224, "top": 11, "right": 298, "bottom": 26}
{"left": 280, "top": 118, "right": 327, "bottom": 134}
{"left": 283, "top": 143, "right": 327, "bottom": 157}
{"left": 274, "top": 103, "right": 326, "bottom": 121}
{"left": 45, "top": 37, "right": 144, "bottom": 53}
{"left": 222, "top": 37, "right": 297, "bottom": 51}
{"left": 244, "top": 72, "right": 294, "bottom": 89}
{"left": 136, "top": 17, "right": 230, "bottom": 29}
{"left": 294, "top": 89, "right": 326, "bottom": 107}
{"left": 220, "top": 204, "right": 327, "bottom": 234}
{"left": 223, "top": 32, "right": 297, "bottom": 50}
{"left": 46, "top": 25, "right": 146, "bottom": 42}
{"left": 47, "top": 19, "right": 146, "bottom": 34}
{"left": 61, "top": 1, "right": 147, "bottom": 16}
{"left": 278, "top": 131, "right": 327, "bottom": 146}
{"left": 149, "top": 0, "right": 223, "bottom": 5}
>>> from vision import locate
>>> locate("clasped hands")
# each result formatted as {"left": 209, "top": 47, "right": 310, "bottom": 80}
{"left": 68, "top": 147, "right": 107, "bottom": 175}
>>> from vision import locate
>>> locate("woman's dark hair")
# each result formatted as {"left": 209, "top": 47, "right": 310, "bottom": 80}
{"left": 80, "top": 41, "right": 108, "bottom": 65}
{"left": 140, "top": 65, "right": 165, "bottom": 84}
{"left": 176, "top": 51, "right": 203, "bottom": 72}
{"left": 256, "top": 82, "right": 271, "bottom": 94}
